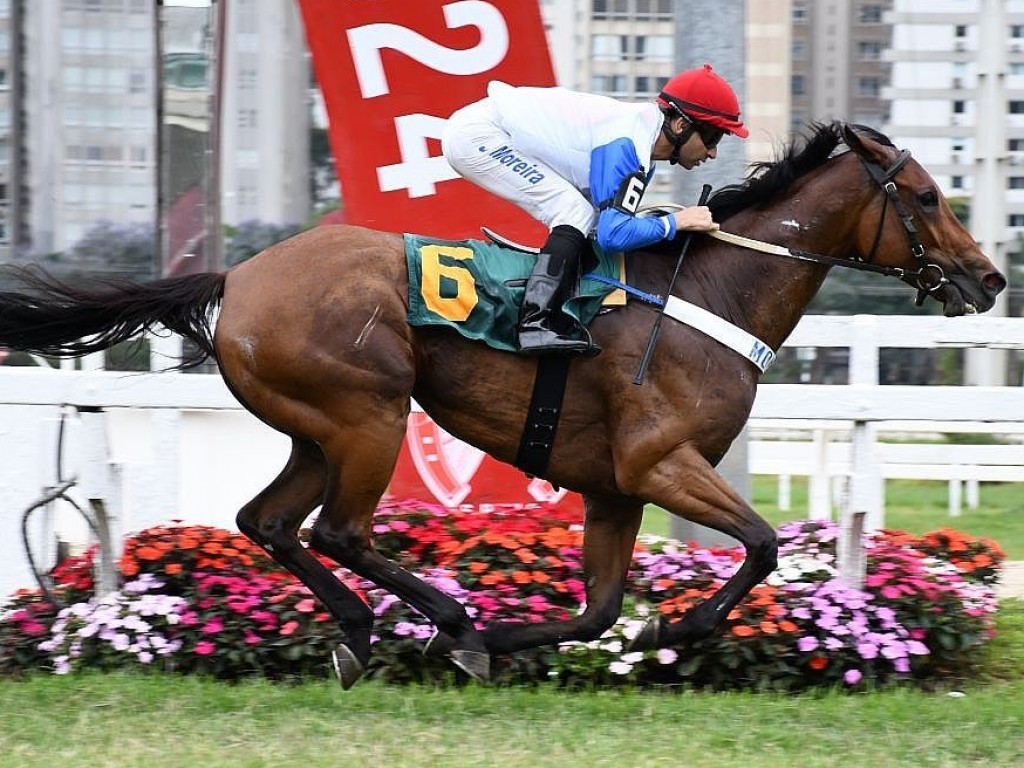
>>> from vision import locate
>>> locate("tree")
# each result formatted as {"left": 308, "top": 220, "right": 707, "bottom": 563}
{"left": 223, "top": 220, "right": 305, "bottom": 267}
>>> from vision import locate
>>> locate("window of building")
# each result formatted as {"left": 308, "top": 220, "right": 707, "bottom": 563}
{"left": 858, "top": 77, "right": 882, "bottom": 97}
{"left": 792, "top": 39, "right": 806, "bottom": 59}
{"left": 955, "top": 25, "right": 968, "bottom": 38}
{"left": 793, "top": 2, "right": 807, "bottom": 23}
{"left": 950, "top": 175, "right": 964, "bottom": 189}
{"left": 857, "top": 41, "right": 883, "bottom": 60}
{"left": 1009, "top": 138, "right": 1024, "bottom": 151}
{"left": 859, "top": 4, "right": 883, "bottom": 23}
{"left": 636, "top": 35, "right": 673, "bottom": 61}
{"left": 591, "top": 35, "right": 626, "bottom": 60}
{"left": 1009, "top": 214, "right": 1024, "bottom": 226}
{"left": 238, "top": 109, "right": 257, "bottom": 129}
{"left": 590, "top": 74, "right": 628, "bottom": 95}
{"left": 1008, "top": 176, "right": 1024, "bottom": 189}
{"left": 1010, "top": 100, "right": 1024, "bottom": 113}
{"left": 1012, "top": 25, "right": 1024, "bottom": 38}
{"left": 634, "top": 76, "right": 658, "bottom": 95}
{"left": 954, "top": 100, "right": 966, "bottom": 114}
{"left": 791, "top": 74, "right": 805, "bottom": 96}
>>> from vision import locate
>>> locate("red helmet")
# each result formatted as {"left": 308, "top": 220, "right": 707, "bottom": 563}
{"left": 656, "top": 64, "right": 749, "bottom": 138}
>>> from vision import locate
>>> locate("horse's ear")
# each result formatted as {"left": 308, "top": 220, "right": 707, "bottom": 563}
{"left": 841, "top": 123, "right": 885, "bottom": 165}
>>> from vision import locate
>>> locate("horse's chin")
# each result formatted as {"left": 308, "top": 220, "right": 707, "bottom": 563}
{"left": 938, "top": 280, "right": 982, "bottom": 317}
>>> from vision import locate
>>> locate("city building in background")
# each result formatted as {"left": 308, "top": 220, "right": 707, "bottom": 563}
{"left": 0, "top": 0, "right": 309, "bottom": 272}
{"left": 790, "top": 1, "right": 893, "bottom": 132}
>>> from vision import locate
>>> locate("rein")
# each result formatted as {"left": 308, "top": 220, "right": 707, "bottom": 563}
{"left": 644, "top": 143, "right": 950, "bottom": 303}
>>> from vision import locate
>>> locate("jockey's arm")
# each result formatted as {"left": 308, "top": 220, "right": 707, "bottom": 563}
{"left": 589, "top": 139, "right": 676, "bottom": 252}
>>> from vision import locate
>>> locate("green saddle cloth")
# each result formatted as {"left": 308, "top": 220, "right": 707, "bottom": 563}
{"left": 404, "top": 234, "right": 624, "bottom": 353}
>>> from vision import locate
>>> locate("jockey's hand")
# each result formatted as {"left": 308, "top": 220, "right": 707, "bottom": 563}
{"left": 673, "top": 205, "right": 720, "bottom": 232}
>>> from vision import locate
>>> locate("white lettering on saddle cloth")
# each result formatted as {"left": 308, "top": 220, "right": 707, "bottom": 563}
{"left": 663, "top": 296, "right": 777, "bottom": 373}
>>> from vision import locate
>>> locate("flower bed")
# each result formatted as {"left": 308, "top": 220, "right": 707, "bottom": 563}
{"left": 0, "top": 499, "right": 1006, "bottom": 690}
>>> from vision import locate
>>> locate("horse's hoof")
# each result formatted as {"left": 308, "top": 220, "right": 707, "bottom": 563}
{"left": 331, "top": 643, "right": 365, "bottom": 690}
{"left": 450, "top": 649, "right": 491, "bottom": 683}
{"left": 424, "top": 630, "right": 455, "bottom": 658}
{"left": 628, "top": 617, "right": 664, "bottom": 652}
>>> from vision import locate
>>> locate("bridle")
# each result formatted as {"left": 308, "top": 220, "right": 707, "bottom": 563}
{"left": 857, "top": 148, "right": 949, "bottom": 306}
{"left": 646, "top": 143, "right": 951, "bottom": 307}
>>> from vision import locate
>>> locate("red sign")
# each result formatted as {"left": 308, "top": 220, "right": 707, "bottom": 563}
{"left": 296, "top": 0, "right": 553, "bottom": 243}
{"left": 391, "top": 412, "right": 583, "bottom": 515}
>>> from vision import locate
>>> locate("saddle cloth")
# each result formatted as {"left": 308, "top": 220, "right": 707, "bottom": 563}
{"left": 404, "top": 234, "right": 625, "bottom": 353}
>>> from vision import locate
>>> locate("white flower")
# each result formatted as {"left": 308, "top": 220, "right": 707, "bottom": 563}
{"left": 608, "top": 661, "right": 634, "bottom": 675}
{"left": 656, "top": 648, "right": 678, "bottom": 665}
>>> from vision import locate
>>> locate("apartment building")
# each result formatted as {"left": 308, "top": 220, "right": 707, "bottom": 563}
{"left": 1, "top": 0, "right": 309, "bottom": 271}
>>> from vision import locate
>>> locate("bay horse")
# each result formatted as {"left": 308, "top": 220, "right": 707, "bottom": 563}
{"left": 0, "top": 123, "right": 1005, "bottom": 687}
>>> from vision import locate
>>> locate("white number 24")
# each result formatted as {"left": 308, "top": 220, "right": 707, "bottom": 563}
{"left": 347, "top": 2, "right": 509, "bottom": 198}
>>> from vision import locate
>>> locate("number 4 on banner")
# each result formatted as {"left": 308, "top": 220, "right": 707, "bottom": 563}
{"left": 377, "top": 113, "right": 460, "bottom": 198}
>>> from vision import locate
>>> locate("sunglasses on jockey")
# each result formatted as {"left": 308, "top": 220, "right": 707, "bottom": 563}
{"left": 678, "top": 112, "right": 726, "bottom": 150}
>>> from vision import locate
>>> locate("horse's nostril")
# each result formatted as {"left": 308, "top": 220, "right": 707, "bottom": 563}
{"left": 982, "top": 272, "right": 1007, "bottom": 294}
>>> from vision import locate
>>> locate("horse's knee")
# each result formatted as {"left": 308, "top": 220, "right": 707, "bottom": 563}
{"left": 236, "top": 508, "right": 296, "bottom": 553}
{"left": 309, "top": 524, "right": 367, "bottom": 565}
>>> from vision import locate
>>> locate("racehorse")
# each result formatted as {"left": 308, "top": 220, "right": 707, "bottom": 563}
{"left": 0, "top": 123, "right": 1005, "bottom": 688}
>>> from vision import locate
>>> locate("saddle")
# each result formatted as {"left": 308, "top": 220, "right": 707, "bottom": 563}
{"left": 403, "top": 231, "right": 626, "bottom": 353}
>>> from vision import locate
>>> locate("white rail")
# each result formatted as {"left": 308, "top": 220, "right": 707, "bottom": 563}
{"left": 0, "top": 314, "right": 1021, "bottom": 596}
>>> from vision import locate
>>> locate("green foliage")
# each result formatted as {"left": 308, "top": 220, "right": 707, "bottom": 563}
{"left": 222, "top": 220, "right": 306, "bottom": 267}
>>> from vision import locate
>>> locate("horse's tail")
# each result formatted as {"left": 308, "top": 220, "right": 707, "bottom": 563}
{"left": 0, "top": 266, "right": 226, "bottom": 368}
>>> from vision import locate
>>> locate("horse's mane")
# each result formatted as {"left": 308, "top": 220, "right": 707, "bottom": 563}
{"left": 708, "top": 121, "right": 895, "bottom": 222}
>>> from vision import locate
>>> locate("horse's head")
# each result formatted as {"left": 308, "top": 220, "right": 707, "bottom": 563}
{"left": 842, "top": 124, "right": 1007, "bottom": 316}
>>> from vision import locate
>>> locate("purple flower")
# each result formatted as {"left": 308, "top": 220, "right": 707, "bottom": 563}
{"left": 797, "top": 636, "right": 819, "bottom": 652}
{"left": 844, "top": 669, "right": 863, "bottom": 685}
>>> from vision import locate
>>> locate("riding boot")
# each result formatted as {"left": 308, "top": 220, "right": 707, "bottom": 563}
{"left": 517, "top": 225, "right": 601, "bottom": 357}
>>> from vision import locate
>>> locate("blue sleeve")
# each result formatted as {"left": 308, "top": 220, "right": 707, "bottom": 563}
{"left": 589, "top": 138, "right": 675, "bottom": 252}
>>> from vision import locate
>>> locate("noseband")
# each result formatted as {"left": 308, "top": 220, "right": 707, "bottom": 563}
{"left": 857, "top": 149, "right": 949, "bottom": 306}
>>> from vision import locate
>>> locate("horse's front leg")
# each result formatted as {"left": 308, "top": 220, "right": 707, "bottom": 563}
{"left": 624, "top": 444, "right": 778, "bottom": 650}
{"left": 481, "top": 495, "right": 642, "bottom": 654}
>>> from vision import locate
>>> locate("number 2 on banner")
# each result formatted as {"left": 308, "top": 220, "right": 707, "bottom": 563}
{"left": 347, "top": 1, "right": 509, "bottom": 99}
{"left": 348, "top": 1, "right": 509, "bottom": 198}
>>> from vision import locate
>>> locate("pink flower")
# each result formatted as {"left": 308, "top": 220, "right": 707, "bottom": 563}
{"left": 295, "top": 598, "right": 316, "bottom": 613}
{"left": 20, "top": 620, "right": 48, "bottom": 636}
{"left": 280, "top": 620, "right": 300, "bottom": 636}
{"left": 844, "top": 669, "right": 863, "bottom": 685}
{"left": 244, "top": 630, "right": 262, "bottom": 645}
{"left": 201, "top": 617, "right": 224, "bottom": 635}
{"left": 194, "top": 640, "right": 216, "bottom": 656}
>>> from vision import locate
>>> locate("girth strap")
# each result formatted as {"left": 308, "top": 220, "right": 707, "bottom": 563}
{"left": 514, "top": 356, "right": 572, "bottom": 479}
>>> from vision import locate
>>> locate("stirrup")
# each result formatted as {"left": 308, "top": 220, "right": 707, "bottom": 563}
{"left": 518, "top": 325, "right": 601, "bottom": 357}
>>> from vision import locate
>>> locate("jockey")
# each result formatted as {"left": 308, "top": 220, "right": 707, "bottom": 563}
{"left": 441, "top": 64, "right": 749, "bottom": 356}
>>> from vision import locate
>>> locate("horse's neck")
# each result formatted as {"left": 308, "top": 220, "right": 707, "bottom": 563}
{"left": 695, "top": 178, "right": 864, "bottom": 351}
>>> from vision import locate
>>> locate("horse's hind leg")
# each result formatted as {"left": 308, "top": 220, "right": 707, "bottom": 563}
{"left": 235, "top": 438, "right": 375, "bottom": 689}
{"left": 482, "top": 495, "right": 643, "bottom": 654}
{"left": 625, "top": 445, "right": 778, "bottom": 650}
{"left": 309, "top": 428, "right": 491, "bottom": 682}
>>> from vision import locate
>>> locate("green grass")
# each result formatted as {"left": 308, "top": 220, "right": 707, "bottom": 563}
{"left": 1, "top": 602, "right": 1022, "bottom": 768}
{"left": 641, "top": 477, "right": 1024, "bottom": 559}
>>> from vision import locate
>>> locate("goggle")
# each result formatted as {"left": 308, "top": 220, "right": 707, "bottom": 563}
{"left": 680, "top": 113, "right": 726, "bottom": 150}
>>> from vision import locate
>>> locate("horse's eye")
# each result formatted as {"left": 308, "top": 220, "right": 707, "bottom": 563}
{"left": 919, "top": 189, "right": 939, "bottom": 208}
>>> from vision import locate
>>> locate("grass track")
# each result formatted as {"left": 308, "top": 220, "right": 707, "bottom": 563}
{"left": 2, "top": 600, "right": 1022, "bottom": 768}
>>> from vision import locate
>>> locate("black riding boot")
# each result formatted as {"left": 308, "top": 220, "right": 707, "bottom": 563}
{"left": 517, "top": 225, "right": 600, "bottom": 357}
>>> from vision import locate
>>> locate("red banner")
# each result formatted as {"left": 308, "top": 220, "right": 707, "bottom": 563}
{"left": 392, "top": 412, "right": 582, "bottom": 515}
{"left": 297, "top": 0, "right": 553, "bottom": 243}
